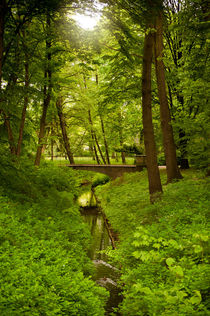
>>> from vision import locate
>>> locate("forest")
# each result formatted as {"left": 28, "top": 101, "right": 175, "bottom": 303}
{"left": 0, "top": 0, "right": 209, "bottom": 315}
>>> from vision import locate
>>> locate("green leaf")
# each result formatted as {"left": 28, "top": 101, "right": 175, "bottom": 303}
{"left": 153, "top": 243, "right": 161, "bottom": 249}
{"left": 190, "top": 291, "right": 202, "bottom": 305}
{"left": 166, "top": 257, "right": 175, "bottom": 266}
{"left": 194, "top": 245, "right": 203, "bottom": 253}
{"left": 132, "top": 240, "right": 140, "bottom": 247}
{"left": 174, "top": 266, "right": 184, "bottom": 277}
{"left": 200, "top": 235, "right": 208, "bottom": 242}
{"left": 132, "top": 251, "right": 141, "bottom": 259}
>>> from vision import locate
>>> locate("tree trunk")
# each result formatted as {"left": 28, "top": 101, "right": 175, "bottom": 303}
{"left": 154, "top": 12, "right": 182, "bottom": 182}
{"left": 0, "top": 2, "right": 15, "bottom": 155}
{"left": 34, "top": 70, "right": 49, "bottom": 165}
{"left": 94, "top": 131, "right": 106, "bottom": 164}
{"left": 16, "top": 52, "right": 29, "bottom": 156}
{"left": 120, "top": 142, "right": 126, "bottom": 164}
{"left": 4, "top": 113, "right": 16, "bottom": 154}
{"left": 118, "top": 114, "right": 126, "bottom": 164}
{"left": 0, "top": 0, "right": 7, "bottom": 88}
{"left": 35, "top": 14, "right": 52, "bottom": 166}
{"left": 50, "top": 126, "right": 54, "bottom": 161}
{"left": 176, "top": 94, "right": 189, "bottom": 169}
{"left": 100, "top": 115, "right": 110, "bottom": 164}
{"left": 89, "top": 142, "right": 96, "bottom": 161}
{"left": 142, "top": 29, "right": 162, "bottom": 201}
{"left": 88, "top": 109, "right": 100, "bottom": 164}
{"left": 56, "top": 97, "right": 74, "bottom": 164}
{"left": 95, "top": 73, "right": 108, "bottom": 164}
{"left": 51, "top": 138, "right": 54, "bottom": 161}
{"left": 178, "top": 128, "right": 190, "bottom": 169}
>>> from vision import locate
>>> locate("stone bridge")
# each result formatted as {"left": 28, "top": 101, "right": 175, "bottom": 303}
{"left": 67, "top": 164, "right": 145, "bottom": 179}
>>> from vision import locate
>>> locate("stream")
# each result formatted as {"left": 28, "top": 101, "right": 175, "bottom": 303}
{"left": 78, "top": 192, "right": 122, "bottom": 315}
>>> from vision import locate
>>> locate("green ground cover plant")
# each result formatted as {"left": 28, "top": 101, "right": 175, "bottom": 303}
{"left": 96, "top": 170, "right": 210, "bottom": 315}
{"left": 0, "top": 153, "right": 108, "bottom": 315}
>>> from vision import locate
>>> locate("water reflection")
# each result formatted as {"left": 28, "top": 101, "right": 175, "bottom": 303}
{"left": 81, "top": 204, "right": 122, "bottom": 315}
{"left": 81, "top": 207, "right": 112, "bottom": 261}
{"left": 78, "top": 191, "right": 96, "bottom": 208}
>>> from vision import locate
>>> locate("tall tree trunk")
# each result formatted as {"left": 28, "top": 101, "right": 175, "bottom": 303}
{"left": 118, "top": 113, "right": 126, "bottom": 164}
{"left": 0, "top": 2, "right": 16, "bottom": 155}
{"left": 142, "top": 29, "right": 162, "bottom": 201}
{"left": 4, "top": 113, "right": 16, "bottom": 154}
{"left": 16, "top": 51, "right": 29, "bottom": 156}
{"left": 120, "top": 138, "right": 126, "bottom": 164}
{"left": 100, "top": 115, "right": 110, "bottom": 164}
{"left": 94, "top": 131, "right": 106, "bottom": 164}
{"left": 1, "top": 76, "right": 18, "bottom": 155}
{"left": 50, "top": 125, "right": 54, "bottom": 161}
{"left": 0, "top": 0, "right": 7, "bottom": 88}
{"left": 89, "top": 142, "right": 96, "bottom": 161}
{"left": 35, "top": 14, "right": 52, "bottom": 166}
{"left": 88, "top": 109, "right": 100, "bottom": 164}
{"left": 154, "top": 12, "right": 182, "bottom": 182}
{"left": 56, "top": 97, "right": 74, "bottom": 164}
{"left": 34, "top": 70, "right": 49, "bottom": 165}
{"left": 51, "top": 139, "right": 54, "bottom": 161}
{"left": 95, "top": 73, "right": 109, "bottom": 164}
{"left": 176, "top": 94, "right": 189, "bottom": 169}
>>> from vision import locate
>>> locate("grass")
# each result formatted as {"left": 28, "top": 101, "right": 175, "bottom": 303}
{"left": 45, "top": 156, "right": 136, "bottom": 165}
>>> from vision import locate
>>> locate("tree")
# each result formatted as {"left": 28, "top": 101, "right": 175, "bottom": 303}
{"left": 35, "top": 14, "right": 52, "bottom": 166}
{"left": 56, "top": 96, "right": 75, "bottom": 164}
{"left": 154, "top": 10, "right": 182, "bottom": 182}
{"left": 164, "top": 0, "right": 210, "bottom": 171}
{"left": 142, "top": 28, "right": 163, "bottom": 200}
{"left": 102, "top": 0, "right": 163, "bottom": 199}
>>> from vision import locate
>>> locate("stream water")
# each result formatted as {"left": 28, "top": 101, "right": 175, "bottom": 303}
{"left": 79, "top": 192, "right": 122, "bottom": 315}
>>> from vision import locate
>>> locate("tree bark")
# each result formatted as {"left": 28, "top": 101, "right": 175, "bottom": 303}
{"left": 4, "top": 114, "right": 16, "bottom": 154}
{"left": 0, "top": 0, "right": 7, "bottom": 88}
{"left": 154, "top": 12, "right": 182, "bottom": 182}
{"left": 50, "top": 125, "right": 54, "bottom": 161}
{"left": 118, "top": 113, "right": 126, "bottom": 164}
{"left": 120, "top": 138, "right": 126, "bottom": 164}
{"left": 88, "top": 109, "right": 100, "bottom": 164}
{"left": 100, "top": 115, "right": 110, "bottom": 164}
{"left": 142, "top": 29, "right": 162, "bottom": 201}
{"left": 0, "top": 2, "right": 15, "bottom": 155}
{"left": 35, "top": 14, "right": 52, "bottom": 166}
{"left": 56, "top": 97, "right": 74, "bottom": 164}
{"left": 16, "top": 50, "right": 29, "bottom": 156}
{"left": 94, "top": 131, "right": 106, "bottom": 164}
{"left": 96, "top": 73, "right": 109, "bottom": 164}
{"left": 34, "top": 70, "right": 49, "bottom": 165}
{"left": 175, "top": 94, "right": 189, "bottom": 169}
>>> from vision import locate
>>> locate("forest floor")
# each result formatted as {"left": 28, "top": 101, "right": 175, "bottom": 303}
{"left": 0, "top": 159, "right": 209, "bottom": 315}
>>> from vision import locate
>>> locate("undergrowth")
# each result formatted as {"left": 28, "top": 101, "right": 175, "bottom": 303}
{"left": 96, "top": 170, "right": 210, "bottom": 315}
{"left": 0, "top": 154, "right": 108, "bottom": 315}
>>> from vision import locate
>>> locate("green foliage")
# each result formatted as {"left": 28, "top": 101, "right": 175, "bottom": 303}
{"left": 96, "top": 170, "right": 210, "bottom": 315}
{"left": 0, "top": 156, "right": 108, "bottom": 315}
{"left": 115, "top": 144, "right": 144, "bottom": 155}
{"left": 92, "top": 174, "right": 110, "bottom": 188}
